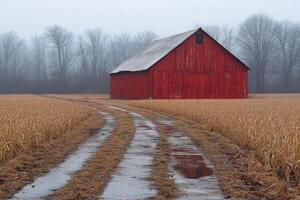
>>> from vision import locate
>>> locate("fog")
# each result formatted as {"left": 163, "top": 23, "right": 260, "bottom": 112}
{"left": 1, "top": 0, "right": 300, "bottom": 38}
{"left": 1, "top": 1, "right": 300, "bottom": 93}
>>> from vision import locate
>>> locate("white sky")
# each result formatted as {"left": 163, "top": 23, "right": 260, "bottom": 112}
{"left": 0, "top": 0, "right": 300, "bottom": 38}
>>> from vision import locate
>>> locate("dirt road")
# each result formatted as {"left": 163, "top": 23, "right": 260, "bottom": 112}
{"left": 11, "top": 97, "right": 288, "bottom": 199}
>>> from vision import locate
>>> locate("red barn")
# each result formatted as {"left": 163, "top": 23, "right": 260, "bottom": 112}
{"left": 110, "top": 28, "right": 248, "bottom": 99}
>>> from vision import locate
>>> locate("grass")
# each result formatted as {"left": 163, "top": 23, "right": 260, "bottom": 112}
{"left": 0, "top": 95, "right": 93, "bottom": 162}
{"left": 130, "top": 98, "right": 300, "bottom": 186}
{"left": 149, "top": 124, "right": 179, "bottom": 199}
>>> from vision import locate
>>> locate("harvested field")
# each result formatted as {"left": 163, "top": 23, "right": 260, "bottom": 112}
{"left": 0, "top": 95, "right": 93, "bottom": 162}
{"left": 130, "top": 99, "right": 300, "bottom": 186}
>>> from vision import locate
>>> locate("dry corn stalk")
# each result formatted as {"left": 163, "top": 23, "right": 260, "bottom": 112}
{"left": 0, "top": 95, "right": 92, "bottom": 162}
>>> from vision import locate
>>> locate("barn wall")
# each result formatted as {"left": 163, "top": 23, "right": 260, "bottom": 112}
{"left": 110, "top": 71, "right": 152, "bottom": 99}
{"left": 152, "top": 30, "right": 248, "bottom": 99}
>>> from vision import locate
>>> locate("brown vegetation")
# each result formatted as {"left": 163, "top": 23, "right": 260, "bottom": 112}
{"left": 0, "top": 95, "right": 93, "bottom": 162}
{"left": 0, "top": 106, "right": 101, "bottom": 199}
{"left": 149, "top": 124, "right": 179, "bottom": 199}
{"left": 176, "top": 119, "right": 290, "bottom": 199}
{"left": 130, "top": 99, "right": 300, "bottom": 187}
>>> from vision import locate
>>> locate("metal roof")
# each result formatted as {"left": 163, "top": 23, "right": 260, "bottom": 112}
{"left": 110, "top": 29, "right": 198, "bottom": 74}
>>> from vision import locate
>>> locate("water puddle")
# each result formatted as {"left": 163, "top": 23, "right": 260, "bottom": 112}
{"left": 12, "top": 111, "right": 116, "bottom": 200}
{"left": 172, "top": 148, "right": 214, "bottom": 179}
{"left": 157, "top": 117, "right": 224, "bottom": 200}
{"left": 101, "top": 107, "right": 158, "bottom": 200}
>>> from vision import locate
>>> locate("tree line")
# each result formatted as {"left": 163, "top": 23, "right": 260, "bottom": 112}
{"left": 0, "top": 26, "right": 157, "bottom": 93}
{"left": 0, "top": 14, "right": 300, "bottom": 93}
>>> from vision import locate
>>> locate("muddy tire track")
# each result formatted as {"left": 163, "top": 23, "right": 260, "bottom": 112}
{"left": 150, "top": 124, "right": 179, "bottom": 199}
{"left": 52, "top": 104, "right": 135, "bottom": 199}
{"left": 100, "top": 106, "right": 159, "bottom": 200}
{"left": 12, "top": 110, "right": 116, "bottom": 200}
{"left": 157, "top": 117, "right": 224, "bottom": 200}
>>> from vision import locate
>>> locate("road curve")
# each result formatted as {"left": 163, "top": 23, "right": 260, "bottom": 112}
{"left": 12, "top": 110, "right": 116, "bottom": 200}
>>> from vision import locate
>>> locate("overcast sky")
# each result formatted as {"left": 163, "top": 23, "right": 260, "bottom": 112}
{"left": 1, "top": 0, "right": 300, "bottom": 39}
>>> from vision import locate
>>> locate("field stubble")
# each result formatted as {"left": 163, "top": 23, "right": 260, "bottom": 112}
{"left": 0, "top": 95, "right": 93, "bottom": 162}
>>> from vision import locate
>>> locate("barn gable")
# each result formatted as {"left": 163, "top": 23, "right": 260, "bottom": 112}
{"left": 111, "top": 28, "right": 248, "bottom": 74}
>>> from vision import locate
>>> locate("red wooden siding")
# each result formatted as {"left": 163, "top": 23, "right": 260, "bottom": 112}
{"left": 110, "top": 29, "right": 248, "bottom": 99}
{"left": 110, "top": 71, "right": 152, "bottom": 99}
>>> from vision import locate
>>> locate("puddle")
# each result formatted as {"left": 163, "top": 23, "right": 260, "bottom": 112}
{"left": 139, "top": 124, "right": 151, "bottom": 129}
{"left": 166, "top": 125, "right": 177, "bottom": 133}
{"left": 101, "top": 107, "right": 158, "bottom": 200}
{"left": 157, "top": 117, "right": 224, "bottom": 200}
{"left": 172, "top": 148, "right": 214, "bottom": 179}
{"left": 12, "top": 111, "right": 116, "bottom": 200}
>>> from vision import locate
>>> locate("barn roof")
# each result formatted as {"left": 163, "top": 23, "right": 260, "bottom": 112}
{"left": 111, "top": 29, "right": 198, "bottom": 74}
{"left": 111, "top": 28, "right": 249, "bottom": 74}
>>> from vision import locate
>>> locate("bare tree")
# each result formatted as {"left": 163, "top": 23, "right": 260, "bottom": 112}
{"left": 31, "top": 36, "right": 48, "bottom": 81}
{"left": 133, "top": 31, "right": 158, "bottom": 51}
{"left": 222, "top": 26, "right": 235, "bottom": 52}
{"left": 0, "top": 32, "right": 23, "bottom": 81}
{"left": 45, "top": 25, "right": 74, "bottom": 83}
{"left": 16, "top": 44, "right": 31, "bottom": 81}
{"left": 77, "top": 36, "right": 89, "bottom": 80}
{"left": 10, "top": 41, "right": 25, "bottom": 81}
{"left": 85, "top": 29, "right": 108, "bottom": 79}
{"left": 274, "top": 20, "right": 300, "bottom": 90}
{"left": 110, "top": 33, "right": 135, "bottom": 68}
{"left": 237, "top": 14, "right": 276, "bottom": 92}
{"left": 200, "top": 25, "right": 235, "bottom": 52}
{"left": 109, "top": 31, "right": 158, "bottom": 71}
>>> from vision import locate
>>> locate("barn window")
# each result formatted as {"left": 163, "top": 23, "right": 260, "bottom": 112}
{"left": 195, "top": 32, "right": 203, "bottom": 44}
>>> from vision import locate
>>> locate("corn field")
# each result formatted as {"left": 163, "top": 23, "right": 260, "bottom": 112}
{"left": 131, "top": 99, "right": 300, "bottom": 184}
{"left": 0, "top": 95, "right": 92, "bottom": 162}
